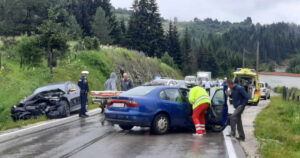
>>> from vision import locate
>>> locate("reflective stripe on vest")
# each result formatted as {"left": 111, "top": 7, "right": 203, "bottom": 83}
{"left": 193, "top": 95, "right": 211, "bottom": 109}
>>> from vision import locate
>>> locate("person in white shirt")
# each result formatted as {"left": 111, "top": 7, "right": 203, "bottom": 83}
{"left": 203, "top": 79, "right": 211, "bottom": 96}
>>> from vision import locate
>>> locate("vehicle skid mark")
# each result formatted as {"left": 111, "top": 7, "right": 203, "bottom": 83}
{"left": 60, "top": 132, "right": 113, "bottom": 158}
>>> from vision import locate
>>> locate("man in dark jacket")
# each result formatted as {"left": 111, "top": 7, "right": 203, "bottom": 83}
{"left": 227, "top": 79, "right": 250, "bottom": 141}
{"left": 121, "top": 73, "right": 134, "bottom": 91}
{"left": 78, "top": 71, "right": 89, "bottom": 118}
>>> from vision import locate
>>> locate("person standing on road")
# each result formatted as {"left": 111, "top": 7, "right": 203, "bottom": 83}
{"left": 203, "top": 79, "right": 211, "bottom": 96}
{"left": 104, "top": 72, "right": 118, "bottom": 91}
{"left": 189, "top": 86, "right": 211, "bottom": 136}
{"left": 227, "top": 80, "right": 249, "bottom": 141}
{"left": 78, "top": 71, "right": 90, "bottom": 118}
{"left": 121, "top": 73, "right": 134, "bottom": 91}
{"left": 222, "top": 78, "right": 228, "bottom": 99}
{"left": 221, "top": 77, "right": 229, "bottom": 126}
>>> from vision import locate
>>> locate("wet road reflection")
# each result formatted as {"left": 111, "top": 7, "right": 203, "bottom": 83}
{"left": 0, "top": 114, "right": 228, "bottom": 158}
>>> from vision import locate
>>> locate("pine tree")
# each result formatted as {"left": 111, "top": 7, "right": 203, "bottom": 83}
{"left": 127, "top": 0, "right": 165, "bottom": 57}
{"left": 120, "top": 18, "right": 126, "bottom": 34}
{"left": 38, "top": 8, "right": 69, "bottom": 74}
{"left": 167, "top": 21, "right": 181, "bottom": 66}
{"left": 181, "top": 27, "right": 193, "bottom": 74}
{"left": 147, "top": 0, "right": 166, "bottom": 57}
{"left": 91, "top": 0, "right": 121, "bottom": 44}
{"left": 64, "top": 15, "right": 83, "bottom": 39}
{"left": 67, "top": 0, "right": 121, "bottom": 43}
{"left": 91, "top": 7, "right": 112, "bottom": 45}
{"left": 119, "top": 18, "right": 127, "bottom": 46}
{"left": 127, "top": 0, "right": 149, "bottom": 54}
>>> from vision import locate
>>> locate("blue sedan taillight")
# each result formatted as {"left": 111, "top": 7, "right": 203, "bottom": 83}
{"left": 107, "top": 100, "right": 139, "bottom": 108}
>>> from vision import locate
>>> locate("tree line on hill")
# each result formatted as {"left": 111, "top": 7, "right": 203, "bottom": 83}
{"left": 1, "top": 0, "right": 300, "bottom": 76}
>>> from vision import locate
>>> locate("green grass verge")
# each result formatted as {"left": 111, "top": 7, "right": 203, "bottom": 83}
{"left": 0, "top": 116, "right": 47, "bottom": 131}
{"left": 255, "top": 96, "right": 300, "bottom": 158}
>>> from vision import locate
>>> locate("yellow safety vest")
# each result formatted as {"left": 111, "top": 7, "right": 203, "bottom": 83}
{"left": 189, "top": 86, "right": 211, "bottom": 109}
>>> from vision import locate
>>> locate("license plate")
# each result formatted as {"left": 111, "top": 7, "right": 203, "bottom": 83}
{"left": 112, "top": 103, "right": 125, "bottom": 108}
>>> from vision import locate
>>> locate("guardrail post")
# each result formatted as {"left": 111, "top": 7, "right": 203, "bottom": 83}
{"left": 282, "top": 86, "right": 287, "bottom": 100}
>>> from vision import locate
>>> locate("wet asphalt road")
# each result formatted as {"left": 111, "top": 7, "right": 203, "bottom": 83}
{"left": 0, "top": 114, "right": 231, "bottom": 158}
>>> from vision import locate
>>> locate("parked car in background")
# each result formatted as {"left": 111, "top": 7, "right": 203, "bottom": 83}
{"left": 105, "top": 86, "right": 229, "bottom": 134}
{"left": 260, "top": 82, "right": 271, "bottom": 100}
{"left": 175, "top": 80, "right": 187, "bottom": 88}
{"left": 185, "top": 76, "right": 197, "bottom": 88}
{"left": 144, "top": 79, "right": 178, "bottom": 86}
{"left": 11, "top": 82, "right": 81, "bottom": 121}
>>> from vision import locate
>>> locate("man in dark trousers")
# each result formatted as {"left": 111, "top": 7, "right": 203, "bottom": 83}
{"left": 227, "top": 79, "right": 249, "bottom": 141}
{"left": 78, "top": 71, "right": 89, "bottom": 118}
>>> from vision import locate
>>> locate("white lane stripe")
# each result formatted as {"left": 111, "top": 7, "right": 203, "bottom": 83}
{"left": 223, "top": 127, "right": 237, "bottom": 158}
{"left": 0, "top": 109, "right": 101, "bottom": 138}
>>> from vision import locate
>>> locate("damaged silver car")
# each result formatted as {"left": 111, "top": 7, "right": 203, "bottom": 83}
{"left": 11, "top": 82, "right": 81, "bottom": 121}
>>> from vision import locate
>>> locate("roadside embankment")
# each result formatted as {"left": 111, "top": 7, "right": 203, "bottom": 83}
{"left": 255, "top": 96, "right": 300, "bottom": 158}
{"left": 0, "top": 47, "right": 182, "bottom": 131}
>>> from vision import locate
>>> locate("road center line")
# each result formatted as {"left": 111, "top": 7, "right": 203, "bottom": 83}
{"left": 223, "top": 127, "right": 237, "bottom": 158}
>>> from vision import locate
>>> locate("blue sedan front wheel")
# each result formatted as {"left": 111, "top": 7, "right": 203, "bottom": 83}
{"left": 151, "top": 114, "right": 170, "bottom": 135}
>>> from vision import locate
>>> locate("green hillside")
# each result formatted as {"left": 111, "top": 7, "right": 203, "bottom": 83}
{"left": 0, "top": 47, "right": 182, "bottom": 130}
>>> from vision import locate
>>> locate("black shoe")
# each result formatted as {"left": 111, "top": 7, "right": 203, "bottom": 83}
{"left": 83, "top": 114, "right": 89, "bottom": 117}
{"left": 236, "top": 137, "right": 245, "bottom": 141}
{"left": 226, "top": 134, "right": 235, "bottom": 137}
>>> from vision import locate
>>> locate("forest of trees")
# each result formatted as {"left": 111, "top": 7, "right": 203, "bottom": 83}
{"left": 1, "top": 0, "right": 300, "bottom": 77}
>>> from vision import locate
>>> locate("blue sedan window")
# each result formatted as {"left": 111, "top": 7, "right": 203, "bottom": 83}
{"left": 212, "top": 90, "right": 225, "bottom": 106}
{"left": 121, "top": 86, "right": 157, "bottom": 96}
{"left": 161, "top": 89, "right": 184, "bottom": 103}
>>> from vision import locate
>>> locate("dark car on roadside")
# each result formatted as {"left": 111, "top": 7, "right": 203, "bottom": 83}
{"left": 105, "top": 86, "right": 229, "bottom": 134}
{"left": 11, "top": 82, "right": 81, "bottom": 121}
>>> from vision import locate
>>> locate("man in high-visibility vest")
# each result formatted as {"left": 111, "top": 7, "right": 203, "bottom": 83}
{"left": 189, "top": 86, "right": 211, "bottom": 136}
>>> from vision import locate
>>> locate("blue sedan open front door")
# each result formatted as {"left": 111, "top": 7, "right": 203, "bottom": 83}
{"left": 206, "top": 89, "right": 229, "bottom": 132}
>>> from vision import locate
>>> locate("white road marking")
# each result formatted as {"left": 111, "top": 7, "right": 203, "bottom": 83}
{"left": 0, "top": 109, "right": 101, "bottom": 138}
{"left": 223, "top": 127, "right": 237, "bottom": 158}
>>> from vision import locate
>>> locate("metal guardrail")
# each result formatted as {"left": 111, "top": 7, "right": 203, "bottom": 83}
{"left": 281, "top": 87, "right": 300, "bottom": 102}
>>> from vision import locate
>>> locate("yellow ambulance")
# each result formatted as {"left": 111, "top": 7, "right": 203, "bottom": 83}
{"left": 233, "top": 68, "right": 261, "bottom": 106}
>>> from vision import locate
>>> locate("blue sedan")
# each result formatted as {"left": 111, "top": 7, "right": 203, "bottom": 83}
{"left": 105, "top": 86, "right": 228, "bottom": 134}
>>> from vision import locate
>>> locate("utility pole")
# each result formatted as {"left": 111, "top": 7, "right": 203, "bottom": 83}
{"left": 243, "top": 48, "right": 245, "bottom": 68}
{"left": 0, "top": 52, "right": 2, "bottom": 69}
{"left": 256, "top": 41, "right": 260, "bottom": 72}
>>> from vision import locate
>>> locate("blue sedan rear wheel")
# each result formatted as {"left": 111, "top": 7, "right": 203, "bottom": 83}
{"left": 151, "top": 114, "right": 170, "bottom": 135}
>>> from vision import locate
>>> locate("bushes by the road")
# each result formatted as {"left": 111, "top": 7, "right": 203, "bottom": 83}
{"left": 0, "top": 47, "right": 182, "bottom": 130}
{"left": 273, "top": 87, "right": 284, "bottom": 94}
{"left": 255, "top": 96, "right": 300, "bottom": 158}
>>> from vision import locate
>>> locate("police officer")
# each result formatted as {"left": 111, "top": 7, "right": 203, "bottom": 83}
{"left": 78, "top": 71, "right": 89, "bottom": 118}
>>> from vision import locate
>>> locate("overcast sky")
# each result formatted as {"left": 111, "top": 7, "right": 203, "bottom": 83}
{"left": 111, "top": 0, "right": 300, "bottom": 24}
